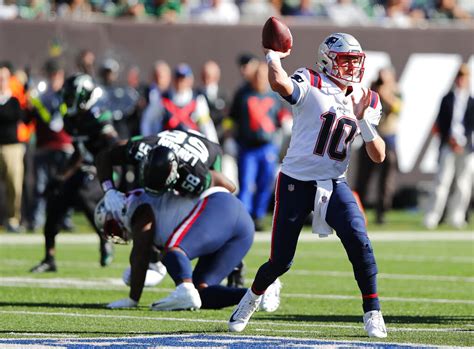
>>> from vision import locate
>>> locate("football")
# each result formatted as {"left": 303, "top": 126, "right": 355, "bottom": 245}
{"left": 262, "top": 16, "right": 293, "bottom": 52}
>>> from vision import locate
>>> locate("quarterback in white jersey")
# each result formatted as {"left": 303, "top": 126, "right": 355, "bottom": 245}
{"left": 229, "top": 32, "right": 387, "bottom": 338}
{"left": 281, "top": 67, "right": 382, "bottom": 181}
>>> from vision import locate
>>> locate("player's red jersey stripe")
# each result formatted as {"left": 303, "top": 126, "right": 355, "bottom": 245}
{"left": 362, "top": 293, "right": 379, "bottom": 299}
{"left": 369, "top": 90, "right": 379, "bottom": 109}
{"left": 308, "top": 69, "right": 322, "bottom": 89}
{"left": 270, "top": 172, "right": 282, "bottom": 262}
{"left": 165, "top": 198, "right": 209, "bottom": 249}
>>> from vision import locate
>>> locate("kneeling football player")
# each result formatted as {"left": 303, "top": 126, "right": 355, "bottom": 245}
{"left": 100, "top": 146, "right": 281, "bottom": 311}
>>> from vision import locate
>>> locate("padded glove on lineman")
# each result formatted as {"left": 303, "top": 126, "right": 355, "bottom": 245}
{"left": 103, "top": 189, "right": 126, "bottom": 221}
{"left": 106, "top": 297, "right": 138, "bottom": 309}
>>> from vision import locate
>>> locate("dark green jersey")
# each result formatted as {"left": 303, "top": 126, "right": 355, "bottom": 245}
{"left": 126, "top": 129, "right": 222, "bottom": 196}
{"left": 64, "top": 105, "right": 118, "bottom": 163}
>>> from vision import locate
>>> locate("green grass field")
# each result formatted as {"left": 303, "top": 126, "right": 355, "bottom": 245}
{"left": 0, "top": 211, "right": 473, "bottom": 347}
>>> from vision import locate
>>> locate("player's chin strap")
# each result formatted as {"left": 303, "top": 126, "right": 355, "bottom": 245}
{"left": 199, "top": 186, "right": 230, "bottom": 200}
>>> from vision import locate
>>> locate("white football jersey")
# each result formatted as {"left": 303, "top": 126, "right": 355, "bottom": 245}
{"left": 281, "top": 67, "right": 382, "bottom": 181}
{"left": 125, "top": 189, "right": 199, "bottom": 247}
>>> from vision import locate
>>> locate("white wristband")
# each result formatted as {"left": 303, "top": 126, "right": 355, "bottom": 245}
{"left": 358, "top": 118, "right": 379, "bottom": 142}
{"left": 265, "top": 51, "right": 281, "bottom": 67}
{"left": 101, "top": 180, "right": 114, "bottom": 192}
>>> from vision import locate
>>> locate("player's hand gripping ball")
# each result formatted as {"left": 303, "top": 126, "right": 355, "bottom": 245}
{"left": 262, "top": 16, "right": 293, "bottom": 53}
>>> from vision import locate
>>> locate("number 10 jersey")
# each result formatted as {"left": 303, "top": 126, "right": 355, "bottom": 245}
{"left": 281, "top": 67, "right": 382, "bottom": 181}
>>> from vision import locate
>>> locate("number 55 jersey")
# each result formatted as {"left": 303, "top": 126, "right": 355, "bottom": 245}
{"left": 126, "top": 129, "right": 223, "bottom": 196}
{"left": 281, "top": 67, "right": 382, "bottom": 181}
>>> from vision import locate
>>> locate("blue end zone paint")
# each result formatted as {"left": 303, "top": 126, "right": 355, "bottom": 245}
{"left": 0, "top": 334, "right": 444, "bottom": 348}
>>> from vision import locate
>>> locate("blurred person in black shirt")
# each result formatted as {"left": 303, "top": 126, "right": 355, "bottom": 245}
{"left": 30, "top": 73, "right": 119, "bottom": 273}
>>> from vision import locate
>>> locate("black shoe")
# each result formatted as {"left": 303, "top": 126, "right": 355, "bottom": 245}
{"left": 227, "top": 261, "right": 246, "bottom": 288}
{"left": 100, "top": 240, "right": 114, "bottom": 267}
{"left": 30, "top": 260, "right": 57, "bottom": 273}
{"left": 6, "top": 222, "right": 23, "bottom": 233}
{"left": 376, "top": 214, "right": 386, "bottom": 225}
{"left": 253, "top": 218, "right": 265, "bottom": 232}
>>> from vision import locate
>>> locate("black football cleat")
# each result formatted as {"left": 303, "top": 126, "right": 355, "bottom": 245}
{"left": 100, "top": 240, "right": 114, "bottom": 267}
{"left": 30, "top": 259, "right": 57, "bottom": 273}
{"left": 227, "top": 261, "right": 246, "bottom": 288}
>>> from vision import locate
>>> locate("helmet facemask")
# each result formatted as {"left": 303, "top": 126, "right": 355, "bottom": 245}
{"left": 327, "top": 51, "right": 365, "bottom": 85}
{"left": 317, "top": 33, "right": 366, "bottom": 86}
{"left": 94, "top": 198, "right": 130, "bottom": 244}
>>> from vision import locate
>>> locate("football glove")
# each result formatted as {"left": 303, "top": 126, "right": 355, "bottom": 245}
{"left": 103, "top": 189, "right": 126, "bottom": 221}
{"left": 106, "top": 297, "right": 138, "bottom": 309}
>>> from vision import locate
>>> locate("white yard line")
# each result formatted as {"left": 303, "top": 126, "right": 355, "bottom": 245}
{"left": 1, "top": 333, "right": 77, "bottom": 338}
{"left": 281, "top": 293, "right": 474, "bottom": 304}
{"left": 282, "top": 270, "right": 474, "bottom": 282}
{"left": 0, "top": 232, "right": 473, "bottom": 245}
{"left": 251, "top": 250, "right": 474, "bottom": 264}
{"left": 1, "top": 277, "right": 473, "bottom": 304}
{"left": 0, "top": 310, "right": 470, "bottom": 335}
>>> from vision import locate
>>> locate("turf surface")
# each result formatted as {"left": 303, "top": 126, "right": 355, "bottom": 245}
{"left": 0, "top": 211, "right": 472, "bottom": 347}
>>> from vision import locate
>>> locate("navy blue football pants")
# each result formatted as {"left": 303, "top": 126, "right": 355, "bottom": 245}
{"left": 252, "top": 172, "right": 379, "bottom": 308}
{"left": 163, "top": 192, "right": 254, "bottom": 287}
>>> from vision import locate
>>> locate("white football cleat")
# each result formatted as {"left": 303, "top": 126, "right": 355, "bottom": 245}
{"left": 106, "top": 297, "right": 138, "bottom": 309}
{"left": 122, "top": 262, "right": 167, "bottom": 287}
{"left": 363, "top": 310, "right": 387, "bottom": 338}
{"left": 259, "top": 278, "right": 282, "bottom": 312}
{"left": 228, "top": 289, "right": 262, "bottom": 332}
{"left": 150, "top": 282, "right": 201, "bottom": 311}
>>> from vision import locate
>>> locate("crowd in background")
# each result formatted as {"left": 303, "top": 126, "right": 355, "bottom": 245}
{"left": 0, "top": 47, "right": 472, "bottom": 234}
{"left": 0, "top": 0, "right": 472, "bottom": 26}
{"left": 0, "top": 51, "right": 292, "bottom": 232}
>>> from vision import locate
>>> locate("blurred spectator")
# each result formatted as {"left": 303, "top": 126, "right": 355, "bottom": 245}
{"left": 127, "top": 65, "right": 141, "bottom": 90}
{"left": 325, "top": 0, "right": 369, "bottom": 25}
{"left": 230, "top": 61, "right": 289, "bottom": 231}
{"left": 98, "top": 58, "right": 140, "bottom": 139}
{"left": 140, "top": 60, "right": 171, "bottom": 136}
{"left": 76, "top": 49, "right": 96, "bottom": 77}
{"left": 191, "top": 0, "right": 240, "bottom": 24}
{"left": 236, "top": 53, "right": 259, "bottom": 89}
{"left": 18, "top": 0, "right": 51, "bottom": 19}
{"left": 56, "top": 0, "right": 93, "bottom": 19}
{"left": 428, "top": 0, "right": 471, "bottom": 21}
{"left": 0, "top": 63, "right": 26, "bottom": 232}
{"left": 197, "top": 60, "right": 239, "bottom": 190}
{"left": 197, "top": 60, "right": 229, "bottom": 142}
{"left": 0, "top": 0, "right": 18, "bottom": 19}
{"left": 127, "top": 65, "right": 149, "bottom": 123}
{"left": 159, "top": 63, "right": 218, "bottom": 142}
{"left": 145, "top": 0, "right": 181, "bottom": 21}
{"left": 281, "top": 0, "right": 316, "bottom": 16}
{"left": 240, "top": 0, "right": 280, "bottom": 22}
{"left": 382, "top": 0, "right": 427, "bottom": 27}
{"left": 424, "top": 63, "right": 473, "bottom": 229}
{"left": 28, "top": 58, "right": 74, "bottom": 231}
{"left": 112, "top": 0, "right": 148, "bottom": 18}
{"left": 355, "top": 67, "right": 402, "bottom": 224}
